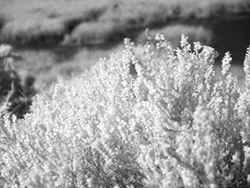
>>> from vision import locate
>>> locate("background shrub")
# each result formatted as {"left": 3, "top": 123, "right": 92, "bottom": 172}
{"left": 0, "top": 36, "right": 250, "bottom": 188}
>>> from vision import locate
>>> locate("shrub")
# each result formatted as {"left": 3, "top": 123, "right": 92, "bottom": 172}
{"left": 1, "top": 18, "right": 66, "bottom": 44}
{"left": 0, "top": 35, "right": 250, "bottom": 188}
{"left": 63, "top": 21, "right": 118, "bottom": 46}
{"left": 0, "top": 44, "right": 36, "bottom": 118}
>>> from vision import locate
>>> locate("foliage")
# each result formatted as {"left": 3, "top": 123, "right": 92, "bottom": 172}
{"left": 0, "top": 44, "right": 36, "bottom": 118}
{"left": 0, "top": 36, "right": 250, "bottom": 188}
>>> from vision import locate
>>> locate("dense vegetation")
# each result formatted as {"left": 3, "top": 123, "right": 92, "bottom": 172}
{"left": 0, "top": 35, "right": 250, "bottom": 187}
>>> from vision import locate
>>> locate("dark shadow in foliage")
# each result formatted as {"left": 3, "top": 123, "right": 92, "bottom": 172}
{"left": 75, "top": 147, "right": 146, "bottom": 188}
{"left": 0, "top": 45, "right": 36, "bottom": 118}
{"left": 0, "top": 14, "right": 7, "bottom": 31}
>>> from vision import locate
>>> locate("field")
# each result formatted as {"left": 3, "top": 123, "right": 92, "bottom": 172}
{"left": 0, "top": 0, "right": 250, "bottom": 87}
{"left": 1, "top": 0, "right": 249, "bottom": 42}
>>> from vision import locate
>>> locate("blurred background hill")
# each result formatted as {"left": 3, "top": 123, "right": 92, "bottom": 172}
{"left": 0, "top": 0, "right": 250, "bottom": 88}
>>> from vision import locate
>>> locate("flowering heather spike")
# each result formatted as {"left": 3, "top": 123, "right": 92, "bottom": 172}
{"left": 194, "top": 41, "right": 202, "bottom": 53}
{"left": 124, "top": 38, "right": 134, "bottom": 50}
{"left": 244, "top": 46, "right": 250, "bottom": 89}
{"left": 155, "top": 33, "right": 162, "bottom": 41}
{"left": 221, "top": 52, "right": 232, "bottom": 75}
{"left": 180, "top": 34, "right": 189, "bottom": 48}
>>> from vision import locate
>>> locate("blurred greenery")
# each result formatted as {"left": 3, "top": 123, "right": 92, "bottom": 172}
{"left": 0, "top": 0, "right": 249, "bottom": 45}
{"left": 14, "top": 45, "right": 123, "bottom": 88}
{"left": 0, "top": 0, "right": 249, "bottom": 87}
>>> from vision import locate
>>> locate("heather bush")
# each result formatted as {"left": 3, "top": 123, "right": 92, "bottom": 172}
{"left": 0, "top": 44, "right": 36, "bottom": 118}
{"left": 0, "top": 35, "right": 250, "bottom": 188}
